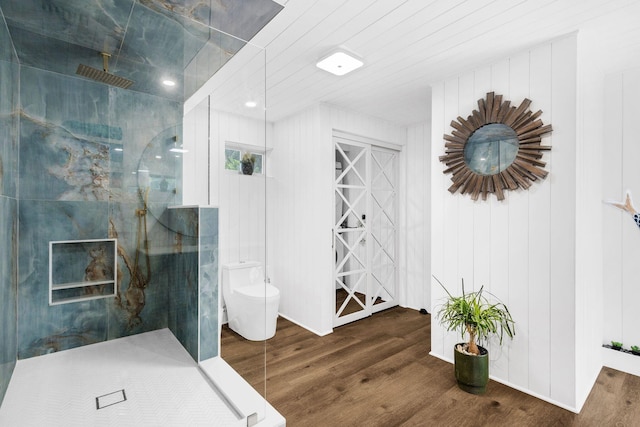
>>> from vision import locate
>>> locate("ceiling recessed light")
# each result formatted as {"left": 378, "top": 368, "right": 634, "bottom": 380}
{"left": 316, "top": 49, "right": 363, "bottom": 76}
{"left": 162, "top": 79, "right": 176, "bottom": 87}
{"left": 114, "top": 147, "right": 123, "bottom": 152}
{"left": 245, "top": 101, "right": 257, "bottom": 108}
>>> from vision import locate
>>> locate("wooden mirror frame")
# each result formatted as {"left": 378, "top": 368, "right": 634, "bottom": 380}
{"left": 439, "top": 92, "right": 552, "bottom": 201}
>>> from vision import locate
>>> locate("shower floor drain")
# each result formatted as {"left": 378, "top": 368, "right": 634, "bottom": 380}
{"left": 96, "top": 389, "right": 127, "bottom": 410}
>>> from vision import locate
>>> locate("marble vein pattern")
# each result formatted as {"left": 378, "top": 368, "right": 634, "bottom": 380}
{"left": 17, "top": 66, "right": 182, "bottom": 358}
{"left": 0, "top": 0, "right": 283, "bottom": 101}
{"left": 0, "top": 9, "right": 20, "bottom": 403}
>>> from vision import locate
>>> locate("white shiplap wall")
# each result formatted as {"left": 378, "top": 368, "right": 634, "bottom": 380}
{"left": 574, "top": 28, "right": 605, "bottom": 409}
{"left": 430, "top": 35, "right": 584, "bottom": 411}
{"left": 211, "top": 110, "right": 272, "bottom": 267}
{"left": 271, "top": 104, "right": 407, "bottom": 335}
{"left": 404, "top": 122, "right": 431, "bottom": 312}
{"left": 182, "top": 98, "right": 210, "bottom": 206}
{"left": 270, "top": 105, "right": 330, "bottom": 335}
{"left": 602, "top": 68, "right": 640, "bottom": 377}
{"left": 184, "top": 104, "right": 272, "bottom": 269}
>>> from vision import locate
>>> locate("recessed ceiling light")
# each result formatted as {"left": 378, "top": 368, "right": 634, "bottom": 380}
{"left": 316, "top": 49, "right": 363, "bottom": 76}
{"left": 162, "top": 79, "right": 176, "bottom": 87}
{"left": 114, "top": 147, "right": 123, "bottom": 152}
{"left": 245, "top": 101, "right": 257, "bottom": 108}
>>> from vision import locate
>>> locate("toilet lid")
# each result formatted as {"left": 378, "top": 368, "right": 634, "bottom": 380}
{"left": 236, "top": 284, "right": 279, "bottom": 299}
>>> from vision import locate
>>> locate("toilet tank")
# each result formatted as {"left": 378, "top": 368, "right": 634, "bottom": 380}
{"left": 222, "top": 261, "right": 263, "bottom": 290}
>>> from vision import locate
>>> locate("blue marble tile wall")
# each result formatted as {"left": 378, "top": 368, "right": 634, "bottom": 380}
{"left": 168, "top": 207, "right": 200, "bottom": 361}
{"left": 17, "top": 65, "right": 183, "bottom": 359}
{"left": 199, "top": 207, "right": 219, "bottom": 361}
{"left": 167, "top": 207, "right": 219, "bottom": 362}
{"left": 0, "top": 6, "right": 19, "bottom": 404}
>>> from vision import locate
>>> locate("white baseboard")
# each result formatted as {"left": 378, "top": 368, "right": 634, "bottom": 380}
{"left": 278, "top": 313, "right": 333, "bottom": 337}
{"left": 428, "top": 351, "right": 580, "bottom": 414}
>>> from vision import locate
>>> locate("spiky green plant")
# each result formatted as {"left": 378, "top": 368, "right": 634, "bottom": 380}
{"left": 241, "top": 151, "right": 256, "bottom": 165}
{"left": 435, "top": 276, "right": 515, "bottom": 355}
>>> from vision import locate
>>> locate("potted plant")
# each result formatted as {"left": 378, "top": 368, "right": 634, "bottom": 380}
{"left": 240, "top": 152, "right": 256, "bottom": 175}
{"left": 610, "top": 341, "right": 623, "bottom": 351}
{"left": 435, "top": 276, "right": 515, "bottom": 394}
{"left": 631, "top": 345, "right": 640, "bottom": 356}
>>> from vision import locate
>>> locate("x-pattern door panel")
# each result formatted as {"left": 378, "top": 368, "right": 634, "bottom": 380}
{"left": 334, "top": 140, "right": 368, "bottom": 325}
{"left": 370, "top": 147, "right": 397, "bottom": 313}
{"left": 334, "top": 136, "right": 398, "bottom": 327}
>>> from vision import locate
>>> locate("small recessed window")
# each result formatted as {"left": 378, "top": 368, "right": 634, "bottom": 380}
{"left": 225, "top": 148, "right": 241, "bottom": 171}
{"left": 224, "top": 144, "right": 265, "bottom": 175}
{"left": 252, "top": 153, "right": 263, "bottom": 174}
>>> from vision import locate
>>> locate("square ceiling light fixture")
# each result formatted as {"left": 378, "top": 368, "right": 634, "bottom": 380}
{"left": 316, "top": 48, "right": 364, "bottom": 76}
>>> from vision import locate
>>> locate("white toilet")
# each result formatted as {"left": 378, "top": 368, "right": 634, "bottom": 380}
{"left": 222, "top": 261, "right": 280, "bottom": 341}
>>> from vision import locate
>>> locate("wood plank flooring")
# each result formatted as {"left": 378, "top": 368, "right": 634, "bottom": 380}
{"left": 221, "top": 307, "right": 640, "bottom": 426}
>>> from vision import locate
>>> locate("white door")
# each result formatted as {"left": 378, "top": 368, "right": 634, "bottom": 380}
{"left": 333, "top": 135, "right": 399, "bottom": 327}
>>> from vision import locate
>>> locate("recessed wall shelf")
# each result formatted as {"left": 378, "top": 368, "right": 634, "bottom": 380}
{"left": 49, "top": 239, "right": 117, "bottom": 305}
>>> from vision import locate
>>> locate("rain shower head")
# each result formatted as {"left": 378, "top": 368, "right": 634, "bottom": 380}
{"left": 76, "top": 52, "right": 133, "bottom": 89}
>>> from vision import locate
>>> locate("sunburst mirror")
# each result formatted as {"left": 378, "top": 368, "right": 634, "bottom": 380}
{"left": 439, "top": 92, "right": 552, "bottom": 201}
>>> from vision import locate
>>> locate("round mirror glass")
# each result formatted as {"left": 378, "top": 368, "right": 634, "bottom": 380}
{"left": 463, "top": 123, "right": 519, "bottom": 176}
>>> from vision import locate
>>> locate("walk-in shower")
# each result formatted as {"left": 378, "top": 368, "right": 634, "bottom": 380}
{"left": 0, "top": 0, "right": 283, "bottom": 424}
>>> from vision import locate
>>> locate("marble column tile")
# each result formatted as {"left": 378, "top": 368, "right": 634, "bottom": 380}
{"left": 0, "top": 196, "right": 17, "bottom": 402}
{"left": 0, "top": 60, "right": 19, "bottom": 199}
{"left": 199, "top": 207, "right": 219, "bottom": 361}
{"left": 167, "top": 207, "right": 199, "bottom": 361}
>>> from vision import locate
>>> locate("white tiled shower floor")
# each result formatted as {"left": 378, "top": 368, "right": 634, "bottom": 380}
{"left": 0, "top": 329, "right": 245, "bottom": 427}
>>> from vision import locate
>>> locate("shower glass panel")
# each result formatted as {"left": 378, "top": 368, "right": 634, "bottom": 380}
{"left": 183, "top": 22, "right": 270, "bottom": 423}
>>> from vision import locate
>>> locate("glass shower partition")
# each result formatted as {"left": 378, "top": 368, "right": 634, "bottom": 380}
{"left": 182, "top": 22, "right": 271, "bottom": 426}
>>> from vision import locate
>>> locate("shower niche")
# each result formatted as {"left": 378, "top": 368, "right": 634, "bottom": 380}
{"left": 49, "top": 239, "right": 117, "bottom": 305}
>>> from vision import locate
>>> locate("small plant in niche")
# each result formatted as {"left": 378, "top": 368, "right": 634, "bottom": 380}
{"left": 611, "top": 341, "right": 623, "bottom": 350}
{"left": 631, "top": 345, "right": 640, "bottom": 355}
{"left": 241, "top": 152, "right": 256, "bottom": 175}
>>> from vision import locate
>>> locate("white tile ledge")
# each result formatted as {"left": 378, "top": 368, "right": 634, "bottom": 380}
{"left": 199, "top": 356, "right": 285, "bottom": 427}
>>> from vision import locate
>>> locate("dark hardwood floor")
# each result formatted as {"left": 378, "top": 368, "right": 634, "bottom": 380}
{"left": 221, "top": 307, "right": 640, "bottom": 426}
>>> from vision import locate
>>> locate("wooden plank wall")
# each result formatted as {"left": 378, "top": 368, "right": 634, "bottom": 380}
{"left": 602, "top": 69, "right": 640, "bottom": 373}
{"left": 430, "top": 35, "right": 579, "bottom": 410}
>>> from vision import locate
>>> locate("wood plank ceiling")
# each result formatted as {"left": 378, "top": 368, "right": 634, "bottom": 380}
{"left": 188, "top": 0, "right": 640, "bottom": 126}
